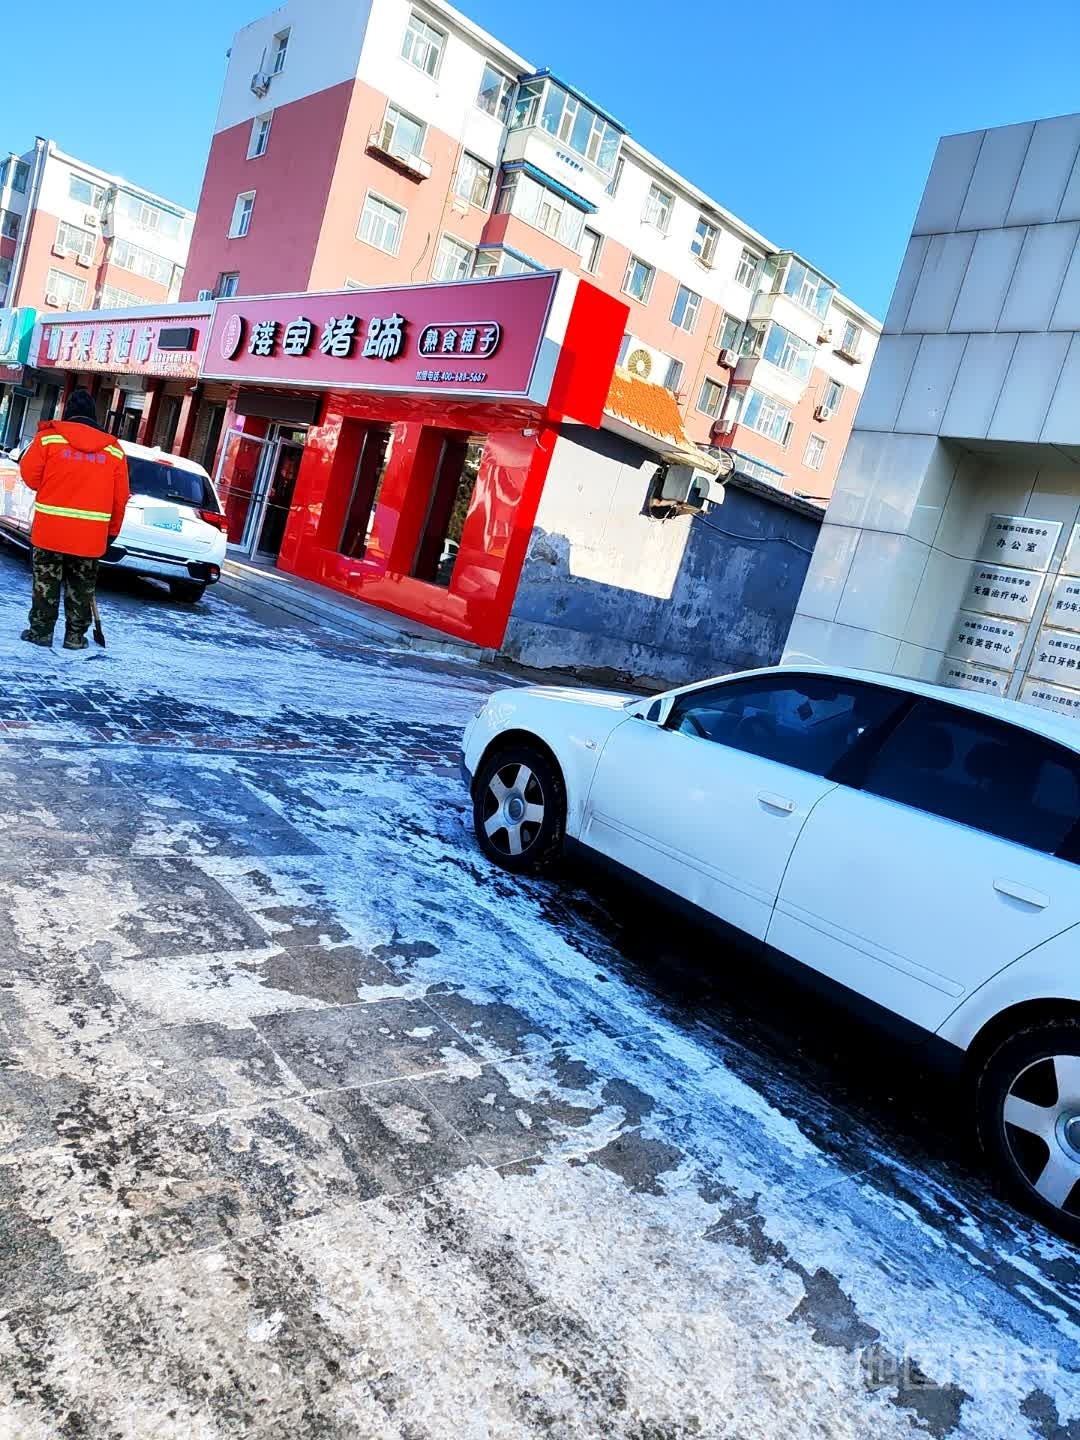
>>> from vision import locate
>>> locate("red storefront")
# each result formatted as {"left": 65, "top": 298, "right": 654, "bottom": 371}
{"left": 201, "top": 272, "right": 626, "bottom": 649}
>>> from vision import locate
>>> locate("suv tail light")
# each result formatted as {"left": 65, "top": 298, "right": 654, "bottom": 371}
{"left": 199, "top": 509, "right": 229, "bottom": 532}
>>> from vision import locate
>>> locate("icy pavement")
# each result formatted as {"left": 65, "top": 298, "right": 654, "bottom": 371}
{"left": 0, "top": 549, "right": 1076, "bottom": 1439}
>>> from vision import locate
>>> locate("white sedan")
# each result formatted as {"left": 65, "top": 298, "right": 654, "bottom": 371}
{"left": 463, "top": 665, "right": 1080, "bottom": 1241}
{"left": 0, "top": 440, "right": 227, "bottom": 603}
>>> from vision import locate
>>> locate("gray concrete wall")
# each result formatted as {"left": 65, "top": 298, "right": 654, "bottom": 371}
{"left": 502, "top": 427, "right": 821, "bottom": 689}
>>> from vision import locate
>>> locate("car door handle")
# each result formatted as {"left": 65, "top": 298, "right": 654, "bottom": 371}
{"left": 758, "top": 791, "right": 797, "bottom": 815}
{"left": 994, "top": 878, "right": 1049, "bottom": 910}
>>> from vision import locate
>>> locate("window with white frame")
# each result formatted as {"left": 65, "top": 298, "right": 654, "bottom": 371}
{"left": 643, "top": 182, "right": 673, "bottom": 232}
{"left": 45, "top": 268, "right": 87, "bottom": 308}
{"left": 111, "top": 237, "right": 174, "bottom": 285}
{"left": 358, "top": 193, "right": 405, "bottom": 254}
{"left": 476, "top": 63, "right": 514, "bottom": 123}
{"left": 622, "top": 255, "right": 654, "bottom": 303}
{"left": 248, "top": 113, "right": 273, "bottom": 159}
{"left": 781, "top": 258, "right": 835, "bottom": 320}
{"left": 10, "top": 161, "right": 29, "bottom": 194}
{"left": 840, "top": 319, "right": 863, "bottom": 356}
{"left": 472, "top": 249, "right": 500, "bottom": 278}
{"left": 115, "top": 191, "right": 182, "bottom": 239}
{"left": 512, "top": 78, "right": 621, "bottom": 174}
{"left": 56, "top": 220, "right": 95, "bottom": 262}
{"left": 68, "top": 172, "right": 106, "bottom": 208}
{"left": 804, "top": 435, "right": 827, "bottom": 471}
{"left": 0, "top": 209, "right": 18, "bottom": 240}
{"left": 228, "top": 191, "right": 255, "bottom": 238}
{"left": 380, "top": 104, "right": 426, "bottom": 161}
{"left": 762, "top": 322, "right": 814, "bottom": 381}
{"left": 617, "top": 333, "right": 632, "bottom": 366}
{"left": 735, "top": 247, "right": 763, "bottom": 289}
{"left": 664, "top": 357, "right": 684, "bottom": 392}
{"left": 453, "top": 152, "right": 493, "bottom": 208}
{"left": 697, "top": 378, "right": 726, "bottom": 418}
{"left": 269, "top": 28, "right": 290, "bottom": 75}
{"left": 432, "top": 234, "right": 474, "bottom": 282}
{"left": 743, "top": 388, "right": 793, "bottom": 445}
{"left": 717, "top": 314, "right": 743, "bottom": 352}
{"left": 691, "top": 216, "right": 719, "bottom": 266}
{"left": 496, "top": 170, "right": 586, "bottom": 250}
{"left": 580, "top": 226, "right": 603, "bottom": 273}
{"left": 606, "top": 155, "right": 624, "bottom": 197}
{"left": 823, "top": 378, "right": 844, "bottom": 411}
{"left": 343, "top": 276, "right": 365, "bottom": 290}
{"left": 401, "top": 11, "right": 445, "bottom": 76}
{"left": 670, "top": 284, "right": 700, "bottom": 333}
{"left": 100, "top": 284, "right": 145, "bottom": 309}
{"left": 0, "top": 255, "right": 14, "bottom": 290}
{"left": 216, "top": 272, "right": 240, "bottom": 298}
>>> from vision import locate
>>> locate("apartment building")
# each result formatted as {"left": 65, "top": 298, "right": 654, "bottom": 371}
{"left": 0, "top": 139, "right": 193, "bottom": 316}
{"left": 181, "top": 0, "right": 879, "bottom": 500}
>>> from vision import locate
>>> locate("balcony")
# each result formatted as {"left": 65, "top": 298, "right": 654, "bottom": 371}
{"left": 366, "top": 125, "right": 432, "bottom": 181}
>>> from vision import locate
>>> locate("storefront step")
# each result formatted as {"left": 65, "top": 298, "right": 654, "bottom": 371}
{"left": 218, "top": 558, "right": 490, "bottom": 662}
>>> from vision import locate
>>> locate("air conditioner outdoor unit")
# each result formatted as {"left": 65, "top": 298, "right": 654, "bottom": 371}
{"left": 651, "top": 463, "right": 723, "bottom": 515}
{"left": 818, "top": 326, "right": 832, "bottom": 344}
{"left": 84, "top": 211, "right": 99, "bottom": 227}
{"left": 51, "top": 243, "right": 66, "bottom": 258}
{"left": 44, "top": 293, "right": 60, "bottom": 307}
{"left": 251, "top": 71, "right": 271, "bottom": 97}
{"left": 720, "top": 348, "right": 739, "bottom": 368}
{"left": 814, "top": 404, "right": 833, "bottom": 421}
{"left": 197, "top": 289, "right": 214, "bottom": 302}
{"left": 76, "top": 254, "right": 91, "bottom": 267}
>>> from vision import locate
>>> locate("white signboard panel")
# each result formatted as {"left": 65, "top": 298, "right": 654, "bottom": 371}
{"left": 963, "top": 565, "right": 1044, "bottom": 622}
{"left": 1026, "top": 627, "right": 1080, "bottom": 684}
{"left": 946, "top": 611, "right": 1026, "bottom": 670}
{"left": 1021, "top": 678, "right": 1080, "bottom": 719}
{"left": 940, "top": 659, "right": 1011, "bottom": 698}
{"left": 1047, "top": 574, "right": 1080, "bottom": 633}
{"left": 977, "top": 514, "right": 1061, "bottom": 572}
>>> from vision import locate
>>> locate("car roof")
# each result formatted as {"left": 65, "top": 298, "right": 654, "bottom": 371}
{"left": 120, "top": 440, "right": 211, "bottom": 479}
{"left": 708, "top": 663, "right": 1080, "bottom": 754}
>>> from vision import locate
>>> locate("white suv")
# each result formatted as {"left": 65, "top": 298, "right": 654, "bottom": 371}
{"left": 0, "top": 439, "right": 228, "bottom": 603}
{"left": 463, "top": 665, "right": 1080, "bottom": 1241}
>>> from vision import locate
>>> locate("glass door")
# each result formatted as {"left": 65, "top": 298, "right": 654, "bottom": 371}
{"left": 215, "top": 428, "right": 274, "bottom": 548}
{"left": 254, "top": 439, "right": 305, "bottom": 560}
{"left": 214, "top": 424, "right": 308, "bottom": 559}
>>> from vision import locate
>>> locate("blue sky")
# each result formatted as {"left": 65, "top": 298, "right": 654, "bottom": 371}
{"left": 5, "top": 0, "right": 1080, "bottom": 317}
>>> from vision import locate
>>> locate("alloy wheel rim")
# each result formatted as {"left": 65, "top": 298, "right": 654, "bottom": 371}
{"left": 483, "top": 763, "right": 545, "bottom": 857}
{"left": 1003, "top": 1053, "right": 1080, "bottom": 1214}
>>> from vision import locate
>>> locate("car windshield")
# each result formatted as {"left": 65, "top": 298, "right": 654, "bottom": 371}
{"left": 126, "top": 455, "right": 219, "bottom": 512}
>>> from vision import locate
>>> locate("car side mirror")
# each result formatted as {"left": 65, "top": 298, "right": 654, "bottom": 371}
{"left": 626, "top": 696, "right": 675, "bottom": 726}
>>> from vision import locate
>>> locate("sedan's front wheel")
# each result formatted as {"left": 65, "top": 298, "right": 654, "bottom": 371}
{"left": 473, "top": 744, "right": 565, "bottom": 873}
{"left": 976, "top": 1020, "right": 1080, "bottom": 1243}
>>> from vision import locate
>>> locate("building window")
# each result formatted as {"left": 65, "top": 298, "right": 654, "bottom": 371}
{"left": 670, "top": 284, "right": 701, "bottom": 333}
{"left": 511, "top": 77, "right": 621, "bottom": 175}
{"left": 617, "top": 333, "right": 632, "bottom": 365}
{"left": 580, "top": 226, "right": 603, "bottom": 274}
{"left": 401, "top": 10, "right": 446, "bottom": 77}
{"left": 432, "top": 234, "right": 474, "bottom": 282}
{"left": 781, "top": 257, "right": 835, "bottom": 320}
{"left": 697, "top": 378, "right": 726, "bottom": 419}
{"left": 743, "top": 388, "right": 793, "bottom": 445}
{"left": 10, "top": 160, "right": 29, "bottom": 194}
{"left": 45, "top": 268, "right": 87, "bottom": 308}
{"left": 762, "top": 322, "right": 814, "bottom": 381}
{"left": 840, "top": 319, "right": 863, "bottom": 357}
{"left": 248, "top": 113, "right": 273, "bottom": 159}
{"left": 343, "top": 276, "right": 365, "bottom": 290}
{"left": 358, "top": 193, "right": 405, "bottom": 254}
{"left": 0, "top": 209, "right": 19, "bottom": 240}
{"left": 735, "top": 247, "right": 763, "bottom": 289}
{"left": 0, "top": 256, "right": 13, "bottom": 291}
{"left": 496, "top": 170, "right": 585, "bottom": 250}
{"left": 228, "top": 191, "right": 255, "bottom": 238}
{"left": 68, "top": 173, "right": 106, "bottom": 208}
{"left": 717, "top": 315, "right": 743, "bottom": 352}
{"left": 606, "top": 155, "right": 624, "bottom": 197}
{"left": 56, "top": 220, "right": 96, "bottom": 262}
{"left": 111, "top": 238, "right": 174, "bottom": 285}
{"left": 476, "top": 63, "right": 514, "bottom": 123}
{"left": 100, "top": 284, "right": 144, "bottom": 309}
{"left": 804, "top": 435, "right": 827, "bottom": 471}
{"left": 453, "top": 152, "right": 493, "bottom": 208}
{"left": 412, "top": 434, "right": 486, "bottom": 587}
{"left": 664, "top": 357, "right": 684, "bottom": 392}
{"left": 216, "top": 272, "right": 240, "bottom": 298}
{"left": 823, "top": 378, "right": 844, "bottom": 410}
{"left": 270, "top": 28, "right": 290, "bottom": 75}
{"left": 115, "top": 191, "right": 182, "bottom": 239}
{"left": 472, "top": 249, "right": 500, "bottom": 278}
{"left": 622, "top": 256, "right": 654, "bottom": 303}
{"left": 692, "top": 216, "right": 718, "bottom": 266}
{"left": 381, "top": 104, "right": 426, "bottom": 161}
{"left": 643, "top": 182, "right": 673, "bottom": 233}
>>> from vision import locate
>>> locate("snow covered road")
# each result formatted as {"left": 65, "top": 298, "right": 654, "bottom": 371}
{"left": 0, "top": 550, "right": 1075, "bottom": 1439}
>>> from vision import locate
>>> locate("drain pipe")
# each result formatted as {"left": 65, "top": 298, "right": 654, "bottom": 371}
{"left": 7, "top": 136, "right": 48, "bottom": 307}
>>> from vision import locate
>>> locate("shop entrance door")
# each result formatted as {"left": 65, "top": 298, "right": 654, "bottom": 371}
{"left": 215, "top": 424, "right": 307, "bottom": 561}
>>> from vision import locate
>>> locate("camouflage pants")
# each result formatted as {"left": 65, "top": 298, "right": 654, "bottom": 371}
{"left": 28, "top": 548, "right": 98, "bottom": 643}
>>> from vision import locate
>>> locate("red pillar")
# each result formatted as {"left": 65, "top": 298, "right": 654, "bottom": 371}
{"left": 173, "top": 385, "right": 201, "bottom": 458}
{"left": 136, "top": 380, "right": 164, "bottom": 447}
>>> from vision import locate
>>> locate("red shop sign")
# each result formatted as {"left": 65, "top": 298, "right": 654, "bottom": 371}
{"left": 200, "top": 272, "right": 559, "bottom": 398}
{"left": 37, "top": 315, "right": 208, "bottom": 379}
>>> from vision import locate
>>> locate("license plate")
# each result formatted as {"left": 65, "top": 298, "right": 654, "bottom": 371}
{"left": 145, "top": 506, "right": 182, "bottom": 533}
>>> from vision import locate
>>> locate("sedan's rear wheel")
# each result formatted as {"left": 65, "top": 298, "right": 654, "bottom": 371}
{"left": 169, "top": 580, "right": 206, "bottom": 604}
{"left": 473, "top": 744, "right": 565, "bottom": 873}
{"left": 976, "top": 1020, "right": 1080, "bottom": 1243}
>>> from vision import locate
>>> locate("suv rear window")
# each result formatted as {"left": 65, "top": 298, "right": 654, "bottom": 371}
{"left": 126, "top": 455, "right": 219, "bottom": 512}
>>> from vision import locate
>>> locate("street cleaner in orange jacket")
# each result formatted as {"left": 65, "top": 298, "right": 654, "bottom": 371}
{"left": 18, "top": 389, "right": 129, "bottom": 649}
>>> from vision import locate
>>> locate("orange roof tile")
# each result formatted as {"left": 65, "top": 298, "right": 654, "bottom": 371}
{"left": 604, "top": 368, "right": 692, "bottom": 449}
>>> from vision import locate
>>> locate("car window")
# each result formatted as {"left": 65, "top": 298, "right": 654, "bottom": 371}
{"left": 666, "top": 674, "right": 904, "bottom": 778}
{"left": 126, "top": 456, "right": 218, "bottom": 511}
{"left": 861, "top": 699, "right": 1080, "bottom": 854}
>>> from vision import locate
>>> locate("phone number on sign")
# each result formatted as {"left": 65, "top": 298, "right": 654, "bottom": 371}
{"left": 416, "top": 369, "right": 489, "bottom": 383}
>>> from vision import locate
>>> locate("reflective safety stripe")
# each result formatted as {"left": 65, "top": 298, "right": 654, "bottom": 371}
{"left": 34, "top": 502, "right": 112, "bottom": 521}
{"left": 40, "top": 434, "right": 66, "bottom": 445}
{"left": 105, "top": 446, "right": 123, "bottom": 458}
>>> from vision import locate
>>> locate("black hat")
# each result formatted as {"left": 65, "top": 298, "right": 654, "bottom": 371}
{"left": 63, "top": 388, "right": 98, "bottom": 423}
